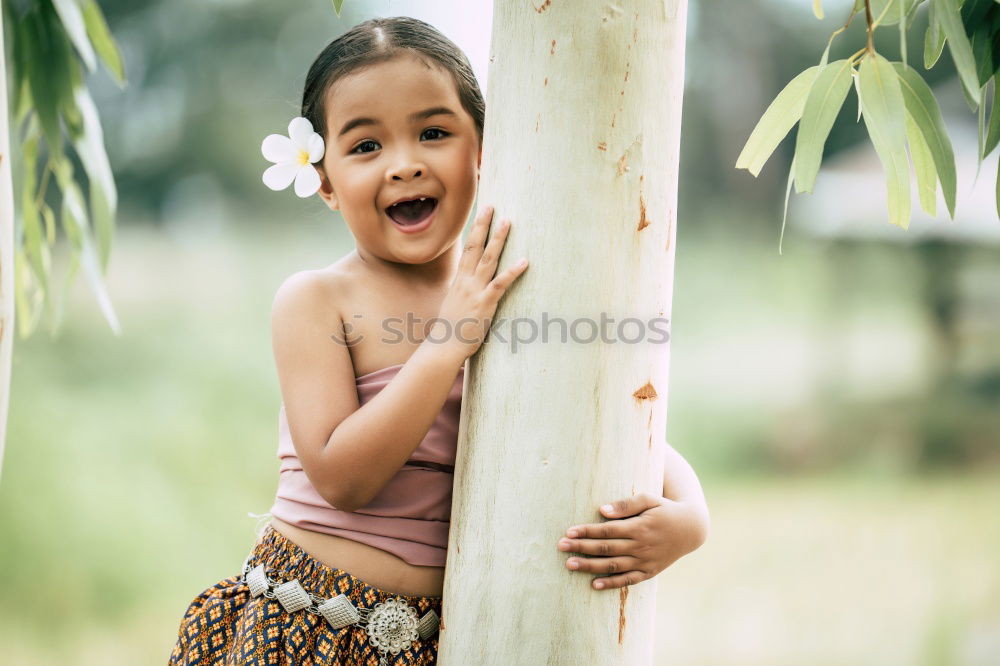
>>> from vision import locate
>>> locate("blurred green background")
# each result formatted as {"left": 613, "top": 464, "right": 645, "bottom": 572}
{"left": 2, "top": 0, "right": 999, "bottom": 664}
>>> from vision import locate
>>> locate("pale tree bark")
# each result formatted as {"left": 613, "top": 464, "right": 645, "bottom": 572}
{"left": 0, "top": 6, "right": 14, "bottom": 481}
{"left": 439, "top": 2, "right": 687, "bottom": 664}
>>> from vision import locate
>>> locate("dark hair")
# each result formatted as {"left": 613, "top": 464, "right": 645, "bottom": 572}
{"left": 301, "top": 16, "right": 485, "bottom": 145}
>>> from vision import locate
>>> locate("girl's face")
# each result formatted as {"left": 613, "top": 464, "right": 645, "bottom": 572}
{"left": 315, "top": 53, "right": 482, "bottom": 271}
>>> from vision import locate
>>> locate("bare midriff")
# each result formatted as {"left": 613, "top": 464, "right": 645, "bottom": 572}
{"left": 268, "top": 517, "right": 445, "bottom": 598}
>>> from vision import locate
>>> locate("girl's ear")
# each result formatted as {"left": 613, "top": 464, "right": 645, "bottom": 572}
{"left": 314, "top": 166, "right": 339, "bottom": 210}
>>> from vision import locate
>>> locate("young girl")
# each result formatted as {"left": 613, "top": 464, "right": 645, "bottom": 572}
{"left": 169, "top": 16, "right": 709, "bottom": 666}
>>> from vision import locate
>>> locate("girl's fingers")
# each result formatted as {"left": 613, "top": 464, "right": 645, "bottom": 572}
{"left": 485, "top": 257, "right": 528, "bottom": 297}
{"left": 458, "top": 206, "right": 495, "bottom": 275}
{"left": 563, "top": 516, "right": 637, "bottom": 540}
{"left": 558, "top": 536, "right": 635, "bottom": 558}
{"left": 589, "top": 569, "right": 651, "bottom": 591}
{"left": 563, "top": 553, "right": 640, "bottom": 575}
{"left": 474, "top": 218, "right": 511, "bottom": 283}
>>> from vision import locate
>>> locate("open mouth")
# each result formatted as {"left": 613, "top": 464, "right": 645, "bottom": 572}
{"left": 386, "top": 197, "right": 438, "bottom": 230}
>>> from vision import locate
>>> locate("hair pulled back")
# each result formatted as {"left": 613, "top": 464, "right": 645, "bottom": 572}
{"left": 301, "top": 16, "right": 485, "bottom": 144}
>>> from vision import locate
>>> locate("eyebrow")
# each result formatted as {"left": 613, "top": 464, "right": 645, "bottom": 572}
{"left": 337, "top": 107, "right": 458, "bottom": 138}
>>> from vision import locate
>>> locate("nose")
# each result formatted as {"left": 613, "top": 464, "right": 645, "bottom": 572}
{"left": 385, "top": 149, "right": 427, "bottom": 182}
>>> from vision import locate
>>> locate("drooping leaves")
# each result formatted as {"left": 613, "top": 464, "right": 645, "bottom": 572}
{"left": 794, "top": 59, "right": 855, "bottom": 193}
{"left": 858, "top": 52, "right": 911, "bottom": 228}
{"left": 736, "top": 66, "right": 822, "bottom": 177}
{"left": 892, "top": 62, "right": 958, "bottom": 218}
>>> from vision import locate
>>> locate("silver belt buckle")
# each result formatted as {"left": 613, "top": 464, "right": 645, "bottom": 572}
{"left": 365, "top": 597, "right": 421, "bottom": 665}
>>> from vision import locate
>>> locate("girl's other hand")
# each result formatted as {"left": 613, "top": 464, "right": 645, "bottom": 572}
{"left": 429, "top": 206, "right": 528, "bottom": 364}
{"left": 557, "top": 493, "right": 709, "bottom": 591}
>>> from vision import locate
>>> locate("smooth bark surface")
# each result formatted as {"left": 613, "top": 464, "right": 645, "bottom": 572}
{"left": 439, "top": 2, "right": 688, "bottom": 663}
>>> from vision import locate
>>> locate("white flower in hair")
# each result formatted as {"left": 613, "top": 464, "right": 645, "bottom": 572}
{"left": 261, "top": 117, "right": 325, "bottom": 198}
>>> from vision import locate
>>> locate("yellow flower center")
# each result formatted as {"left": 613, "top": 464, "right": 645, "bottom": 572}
{"left": 297, "top": 149, "right": 311, "bottom": 166}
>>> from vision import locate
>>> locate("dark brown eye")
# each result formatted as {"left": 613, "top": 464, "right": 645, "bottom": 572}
{"left": 351, "top": 140, "right": 379, "bottom": 154}
{"left": 422, "top": 128, "right": 449, "bottom": 141}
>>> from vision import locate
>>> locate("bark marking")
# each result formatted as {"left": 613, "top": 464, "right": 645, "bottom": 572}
{"left": 544, "top": 76, "right": 548, "bottom": 86}
{"left": 597, "top": 142, "right": 607, "bottom": 151}
{"left": 637, "top": 175, "right": 649, "bottom": 231}
{"left": 618, "top": 586, "right": 629, "bottom": 644}
{"left": 550, "top": 39, "right": 556, "bottom": 55}
{"left": 616, "top": 151, "right": 629, "bottom": 175}
{"left": 535, "top": 114, "right": 541, "bottom": 133}
{"left": 534, "top": 0, "right": 552, "bottom": 12}
{"left": 633, "top": 382, "right": 657, "bottom": 401}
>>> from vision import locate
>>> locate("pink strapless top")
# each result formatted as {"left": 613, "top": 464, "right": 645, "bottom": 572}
{"left": 269, "top": 363, "right": 463, "bottom": 567}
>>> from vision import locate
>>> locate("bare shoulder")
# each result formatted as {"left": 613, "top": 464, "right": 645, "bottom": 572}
{"left": 271, "top": 261, "right": 354, "bottom": 327}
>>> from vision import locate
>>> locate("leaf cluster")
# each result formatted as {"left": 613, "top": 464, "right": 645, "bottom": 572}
{"left": 737, "top": 0, "right": 999, "bottom": 250}
{"left": 7, "top": 0, "right": 125, "bottom": 337}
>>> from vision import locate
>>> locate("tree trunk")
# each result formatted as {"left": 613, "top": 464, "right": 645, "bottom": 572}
{"left": 439, "top": 2, "right": 687, "bottom": 663}
{"left": 0, "top": 5, "right": 15, "bottom": 482}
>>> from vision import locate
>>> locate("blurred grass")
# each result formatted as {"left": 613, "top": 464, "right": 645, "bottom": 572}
{"left": 1, "top": 218, "right": 998, "bottom": 663}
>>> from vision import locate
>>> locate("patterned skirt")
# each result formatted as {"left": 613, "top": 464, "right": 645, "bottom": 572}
{"left": 168, "top": 525, "right": 443, "bottom": 665}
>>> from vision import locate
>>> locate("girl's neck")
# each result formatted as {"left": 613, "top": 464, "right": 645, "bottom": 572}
{"left": 351, "top": 245, "right": 460, "bottom": 291}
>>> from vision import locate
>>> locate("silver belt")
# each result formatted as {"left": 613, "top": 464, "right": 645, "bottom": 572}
{"left": 239, "top": 555, "right": 440, "bottom": 666}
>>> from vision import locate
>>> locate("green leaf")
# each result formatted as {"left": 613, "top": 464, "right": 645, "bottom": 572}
{"left": 924, "top": 0, "right": 947, "bottom": 69}
{"left": 22, "top": 8, "right": 66, "bottom": 161}
{"left": 933, "top": 0, "right": 983, "bottom": 106}
{"left": 70, "top": 85, "right": 117, "bottom": 272}
{"left": 905, "top": 111, "right": 938, "bottom": 216}
{"left": 794, "top": 59, "right": 855, "bottom": 193}
{"left": 968, "top": 4, "right": 1000, "bottom": 87}
{"left": 779, "top": 154, "right": 797, "bottom": 256}
{"left": 14, "top": 248, "right": 43, "bottom": 339}
{"left": 55, "top": 160, "right": 85, "bottom": 252}
{"left": 19, "top": 131, "right": 50, "bottom": 295}
{"left": 892, "top": 62, "right": 958, "bottom": 218}
{"left": 871, "top": 0, "right": 921, "bottom": 26}
{"left": 53, "top": 159, "right": 122, "bottom": 335}
{"left": 61, "top": 50, "right": 85, "bottom": 141}
{"left": 985, "top": 77, "right": 1000, "bottom": 157}
{"left": 995, "top": 153, "right": 1000, "bottom": 220}
{"left": 736, "top": 65, "right": 822, "bottom": 177}
{"left": 859, "top": 52, "right": 911, "bottom": 229}
{"left": 81, "top": 0, "right": 126, "bottom": 86}
{"left": 332, "top": 0, "right": 345, "bottom": 16}
{"left": 50, "top": 0, "right": 97, "bottom": 72}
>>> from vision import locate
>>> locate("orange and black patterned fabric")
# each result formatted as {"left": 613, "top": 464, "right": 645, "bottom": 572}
{"left": 168, "top": 525, "right": 442, "bottom": 665}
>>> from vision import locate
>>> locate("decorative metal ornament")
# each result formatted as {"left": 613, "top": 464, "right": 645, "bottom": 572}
{"left": 416, "top": 608, "right": 440, "bottom": 641}
{"left": 274, "top": 579, "right": 311, "bottom": 613}
{"left": 365, "top": 598, "right": 420, "bottom": 664}
{"left": 238, "top": 555, "right": 439, "bottom": 663}
{"left": 245, "top": 564, "right": 269, "bottom": 598}
{"left": 317, "top": 593, "right": 362, "bottom": 630}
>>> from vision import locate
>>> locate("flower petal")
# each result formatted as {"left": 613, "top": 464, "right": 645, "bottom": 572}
{"left": 293, "top": 165, "right": 321, "bottom": 198}
{"left": 307, "top": 133, "right": 325, "bottom": 163}
{"left": 263, "top": 160, "right": 300, "bottom": 191}
{"left": 288, "top": 117, "right": 315, "bottom": 149}
{"left": 262, "top": 134, "right": 295, "bottom": 163}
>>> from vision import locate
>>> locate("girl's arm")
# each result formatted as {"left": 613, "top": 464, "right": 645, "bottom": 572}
{"left": 662, "top": 442, "right": 708, "bottom": 507}
{"left": 272, "top": 271, "right": 466, "bottom": 513}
